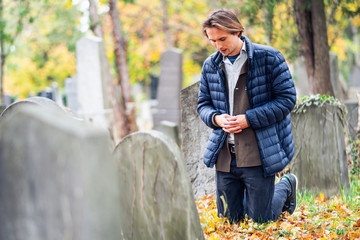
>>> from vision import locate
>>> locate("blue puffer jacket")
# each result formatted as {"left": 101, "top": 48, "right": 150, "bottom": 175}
{"left": 197, "top": 36, "right": 296, "bottom": 177}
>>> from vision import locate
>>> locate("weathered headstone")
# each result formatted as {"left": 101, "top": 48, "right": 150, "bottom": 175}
{"left": 0, "top": 96, "right": 65, "bottom": 119}
{"left": 348, "top": 66, "right": 360, "bottom": 100}
{"left": 113, "top": 130, "right": 203, "bottom": 240}
{"left": 344, "top": 100, "right": 359, "bottom": 140}
{"left": 65, "top": 76, "right": 78, "bottom": 112}
{"left": 349, "top": 65, "right": 360, "bottom": 87}
{"left": 153, "top": 120, "right": 180, "bottom": 146}
{"left": 0, "top": 103, "right": 122, "bottom": 239}
{"left": 292, "top": 56, "right": 309, "bottom": 97}
{"left": 290, "top": 103, "right": 350, "bottom": 196}
{"left": 180, "top": 82, "right": 216, "bottom": 200}
{"left": 152, "top": 48, "right": 183, "bottom": 126}
{"left": 76, "top": 36, "right": 110, "bottom": 129}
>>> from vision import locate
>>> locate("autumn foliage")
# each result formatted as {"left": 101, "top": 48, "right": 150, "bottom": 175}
{"left": 196, "top": 192, "right": 360, "bottom": 240}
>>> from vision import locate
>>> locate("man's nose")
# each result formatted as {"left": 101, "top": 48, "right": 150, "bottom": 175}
{"left": 215, "top": 42, "right": 221, "bottom": 50}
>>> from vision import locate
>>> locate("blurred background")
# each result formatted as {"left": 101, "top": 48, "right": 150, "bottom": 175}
{"left": 1, "top": 0, "right": 360, "bottom": 141}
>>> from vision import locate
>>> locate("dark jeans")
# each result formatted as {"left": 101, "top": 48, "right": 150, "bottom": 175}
{"left": 216, "top": 153, "right": 290, "bottom": 223}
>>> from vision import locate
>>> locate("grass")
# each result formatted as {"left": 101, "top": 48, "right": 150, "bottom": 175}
{"left": 196, "top": 174, "right": 360, "bottom": 240}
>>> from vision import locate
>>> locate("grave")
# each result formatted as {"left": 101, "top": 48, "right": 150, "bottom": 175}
{"left": 113, "top": 130, "right": 203, "bottom": 240}
{"left": 180, "top": 82, "right": 216, "bottom": 200}
{"left": 153, "top": 120, "right": 180, "bottom": 146}
{"left": 0, "top": 102, "right": 122, "bottom": 239}
{"left": 290, "top": 103, "right": 350, "bottom": 196}
{"left": 152, "top": 48, "right": 183, "bottom": 127}
{"left": 65, "top": 76, "right": 78, "bottom": 112}
{"left": 76, "top": 36, "right": 111, "bottom": 129}
{"left": 344, "top": 100, "right": 359, "bottom": 139}
{"left": 348, "top": 65, "right": 360, "bottom": 100}
{"left": 0, "top": 96, "right": 66, "bottom": 119}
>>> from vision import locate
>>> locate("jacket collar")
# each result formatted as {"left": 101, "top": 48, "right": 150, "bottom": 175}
{"left": 211, "top": 35, "right": 253, "bottom": 68}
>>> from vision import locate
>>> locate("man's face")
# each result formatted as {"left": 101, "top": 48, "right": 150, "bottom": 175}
{"left": 206, "top": 27, "right": 241, "bottom": 56}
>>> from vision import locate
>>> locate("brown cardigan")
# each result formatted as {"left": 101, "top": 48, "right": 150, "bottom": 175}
{"left": 215, "top": 61, "right": 262, "bottom": 172}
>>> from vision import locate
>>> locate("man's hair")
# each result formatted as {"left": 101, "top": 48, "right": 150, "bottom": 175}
{"left": 201, "top": 9, "right": 244, "bottom": 38}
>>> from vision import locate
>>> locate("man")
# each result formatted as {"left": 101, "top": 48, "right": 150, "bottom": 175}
{"left": 197, "top": 9, "right": 298, "bottom": 223}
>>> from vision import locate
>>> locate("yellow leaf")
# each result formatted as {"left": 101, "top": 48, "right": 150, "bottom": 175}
{"left": 280, "top": 221, "right": 294, "bottom": 231}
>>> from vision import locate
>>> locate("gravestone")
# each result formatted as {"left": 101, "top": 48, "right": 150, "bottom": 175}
{"left": 330, "top": 52, "right": 348, "bottom": 100}
{"left": 292, "top": 56, "right": 309, "bottom": 97}
{"left": 349, "top": 65, "right": 360, "bottom": 87}
{"left": 65, "top": 77, "right": 78, "bottom": 112}
{"left": 76, "top": 36, "right": 110, "bottom": 129}
{"left": 180, "top": 82, "right": 215, "bottom": 200}
{"left": 153, "top": 120, "right": 180, "bottom": 146}
{"left": 344, "top": 100, "right": 359, "bottom": 139}
{"left": 290, "top": 103, "right": 350, "bottom": 196}
{"left": 152, "top": 48, "right": 183, "bottom": 126}
{"left": 113, "top": 130, "right": 203, "bottom": 240}
{"left": 348, "top": 66, "right": 360, "bottom": 99}
{"left": 0, "top": 103, "right": 122, "bottom": 239}
{"left": 0, "top": 96, "right": 66, "bottom": 119}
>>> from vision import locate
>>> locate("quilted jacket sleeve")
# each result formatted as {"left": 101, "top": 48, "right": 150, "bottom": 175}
{"left": 245, "top": 52, "right": 296, "bottom": 129}
{"left": 197, "top": 63, "right": 221, "bottom": 130}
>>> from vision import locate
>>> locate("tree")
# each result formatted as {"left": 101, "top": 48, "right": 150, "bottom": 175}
{"left": 294, "top": 0, "right": 334, "bottom": 96}
{"left": 0, "top": 0, "right": 31, "bottom": 104}
{"left": 160, "top": 0, "right": 172, "bottom": 49}
{"left": 4, "top": 0, "right": 82, "bottom": 99}
{"left": 88, "top": 0, "right": 135, "bottom": 142}
{"left": 109, "top": 0, "right": 137, "bottom": 136}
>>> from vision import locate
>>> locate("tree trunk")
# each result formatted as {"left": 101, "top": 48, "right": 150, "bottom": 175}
{"left": 88, "top": 0, "right": 131, "bottom": 143}
{"left": 108, "top": 0, "right": 137, "bottom": 137}
{"left": 0, "top": 0, "right": 4, "bottom": 105}
{"left": 294, "top": 0, "right": 334, "bottom": 96}
{"left": 160, "top": 0, "right": 172, "bottom": 49}
{"left": 264, "top": 0, "right": 275, "bottom": 44}
{"left": 0, "top": 39, "right": 5, "bottom": 105}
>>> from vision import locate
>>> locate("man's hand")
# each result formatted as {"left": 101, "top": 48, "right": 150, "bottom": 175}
{"left": 214, "top": 114, "right": 249, "bottom": 133}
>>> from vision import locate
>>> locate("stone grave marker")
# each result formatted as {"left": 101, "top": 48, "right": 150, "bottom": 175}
{"left": 344, "top": 100, "right": 359, "bottom": 139}
{"left": 0, "top": 103, "right": 122, "bottom": 240}
{"left": 290, "top": 103, "right": 350, "bottom": 196}
{"left": 292, "top": 56, "right": 309, "bottom": 97}
{"left": 65, "top": 77, "right": 78, "bottom": 112}
{"left": 180, "top": 82, "right": 216, "bottom": 200}
{"left": 153, "top": 120, "right": 180, "bottom": 146}
{"left": 0, "top": 96, "right": 66, "bottom": 119}
{"left": 349, "top": 65, "right": 360, "bottom": 87}
{"left": 76, "top": 36, "right": 110, "bottom": 129}
{"left": 152, "top": 48, "right": 183, "bottom": 126}
{"left": 348, "top": 66, "right": 360, "bottom": 99}
{"left": 113, "top": 130, "right": 204, "bottom": 240}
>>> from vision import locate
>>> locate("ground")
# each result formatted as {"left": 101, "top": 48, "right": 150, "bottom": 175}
{"left": 196, "top": 178, "right": 360, "bottom": 240}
